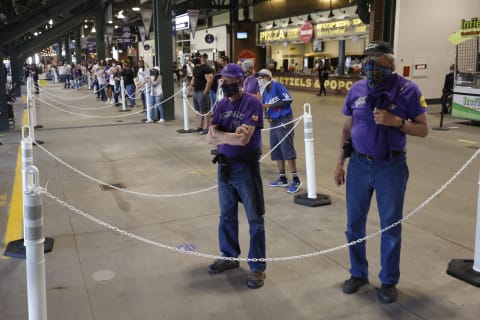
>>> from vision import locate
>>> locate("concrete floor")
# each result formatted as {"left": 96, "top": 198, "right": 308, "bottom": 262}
{"left": 1, "top": 81, "right": 480, "bottom": 320}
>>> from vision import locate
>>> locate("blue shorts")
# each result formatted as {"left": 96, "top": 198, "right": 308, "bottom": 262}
{"left": 193, "top": 90, "right": 211, "bottom": 113}
{"left": 269, "top": 114, "right": 296, "bottom": 161}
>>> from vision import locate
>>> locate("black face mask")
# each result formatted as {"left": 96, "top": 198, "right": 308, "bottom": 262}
{"left": 221, "top": 82, "right": 240, "bottom": 97}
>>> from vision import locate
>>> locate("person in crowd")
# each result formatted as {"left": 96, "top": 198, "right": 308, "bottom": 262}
{"left": 64, "top": 62, "right": 72, "bottom": 89}
{"left": 104, "top": 60, "right": 113, "bottom": 104}
{"left": 110, "top": 65, "right": 121, "bottom": 106}
{"left": 120, "top": 62, "right": 136, "bottom": 108}
{"left": 72, "top": 64, "right": 82, "bottom": 90}
{"left": 146, "top": 66, "right": 165, "bottom": 123}
{"left": 206, "top": 63, "right": 266, "bottom": 289}
{"left": 96, "top": 62, "right": 107, "bottom": 102}
{"left": 257, "top": 68, "right": 302, "bottom": 194}
{"left": 440, "top": 64, "right": 455, "bottom": 114}
{"left": 189, "top": 52, "right": 213, "bottom": 135}
{"left": 242, "top": 60, "right": 261, "bottom": 100}
{"left": 210, "top": 55, "right": 230, "bottom": 106}
{"left": 333, "top": 41, "right": 429, "bottom": 304}
{"left": 29, "top": 64, "right": 40, "bottom": 94}
{"left": 316, "top": 60, "right": 329, "bottom": 96}
{"left": 136, "top": 60, "right": 148, "bottom": 111}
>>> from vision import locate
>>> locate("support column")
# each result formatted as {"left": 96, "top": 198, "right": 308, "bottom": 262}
{"left": 153, "top": 0, "right": 174, "bottom": 120}
{"left": 64, "top": 35, "right": 71, "bottom": 64}
{"left": 75, "top": 27, "right": 82, "bottom": 64}
{"left": 95, "top": 3, "right": 105, "bottom": 61}
{"left": 338, "top": 40, "right": 345, "bottom": 76}
{"left": 55, "top": 41, "right": 61, "bottom": 62}
{"left": 369, "top": 0, "right": 385, "bottom": 41}
{"left": 0, "top": 49, "right": 9, "bottom": 131}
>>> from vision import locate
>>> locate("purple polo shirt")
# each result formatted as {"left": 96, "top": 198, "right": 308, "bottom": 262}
{"left": 342, "top": 74, "right": 427, "bottom": 156}
{"left": 243, "top": 75, "right": 260, "bottom": 95}
{"left": 211, "top": 93, "right": 264, "bottom": 158}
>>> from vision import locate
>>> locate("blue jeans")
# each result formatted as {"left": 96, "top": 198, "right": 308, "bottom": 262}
{"left": 217, "top": 164, "right": 266, "bottom": 272}
{"left": 345, "top": 152, "right": 409, "bottom": 285}
{"left": 150, "top": 94, "right": 164, "bottom": 120}
{"left": 126, "top": 84, "right": 136, "bottom": 106}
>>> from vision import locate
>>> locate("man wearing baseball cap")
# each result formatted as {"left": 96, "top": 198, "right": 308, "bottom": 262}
{"left": 334, "top": 40, "right": 429, "bottom": 303}
{"left": 206, "top": 63, "right": 267, "bottom": 289}
{"left": 257, "top": 68, "right": 302, "bottom": 194}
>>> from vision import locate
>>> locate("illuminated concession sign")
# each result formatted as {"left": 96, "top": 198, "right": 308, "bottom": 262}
{"left": 315, "top": 18, "right": 367, "bottom": 39}
{"left": 257, "top": 17, "right": 367, "bottom": 45}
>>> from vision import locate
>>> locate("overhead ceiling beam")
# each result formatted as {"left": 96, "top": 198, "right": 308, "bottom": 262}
{"left": 16, "top": 6, "right": 95, "bottom": 57}
{"left": 0, "top": 0, "right": 95, "bottom": 45}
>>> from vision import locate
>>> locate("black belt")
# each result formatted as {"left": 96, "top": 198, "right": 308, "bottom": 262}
{"left": 355, "top": 150, "right": 405, "bottom": 161}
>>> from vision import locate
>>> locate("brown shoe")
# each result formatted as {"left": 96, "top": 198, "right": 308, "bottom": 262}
{"left": 247, "top": 271, "right": 265, "bottom": 289}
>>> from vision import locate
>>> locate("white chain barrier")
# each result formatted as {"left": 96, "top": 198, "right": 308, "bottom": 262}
{"left": 32, "top": 140, "right": 218, "bottom": 197}
{"left": 37, "top": 147, "right": 480, "bottom": 262}
{"left": 259, "top": 115, "right": 304, "bottom": 162}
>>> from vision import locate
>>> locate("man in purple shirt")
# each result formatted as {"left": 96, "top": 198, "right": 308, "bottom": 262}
{"left": 206, "top": 63, "right": 266, "bottom": 289}
{"left": 334, "top": 41, "right": 429, "bottom": 304}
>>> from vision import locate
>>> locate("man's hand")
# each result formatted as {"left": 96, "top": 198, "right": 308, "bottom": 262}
{"left": 334, "top": 163, "right": 346, "bottom": 187}
{"left": 373, "top": 108, "right": 402, "bottom": 127}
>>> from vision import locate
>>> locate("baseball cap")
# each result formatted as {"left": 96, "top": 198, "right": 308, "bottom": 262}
{"left": 256, "top": 69, "right": 272, "bottom": 79}
{"left": 242, "top": 60, "right": 254, "bottom": 72}
{"left": 364, "top": 41, "right": 394, "bottom": 56}
{"left": 221, "top": 63, "right": 244, "bottom": 78}
{"left": 152, "top": 66, "right": 160, "bottom": 71}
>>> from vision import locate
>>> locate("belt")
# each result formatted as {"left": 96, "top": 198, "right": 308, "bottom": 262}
{"left": 355, "top": 150, "right": 405, "bottom": 161}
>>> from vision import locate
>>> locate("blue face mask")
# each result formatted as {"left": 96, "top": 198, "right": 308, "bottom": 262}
{"left": 364, "top": 61, "right": 392, "bottom": 90}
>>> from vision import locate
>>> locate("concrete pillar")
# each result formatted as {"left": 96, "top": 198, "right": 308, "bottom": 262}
{"left": 153, "top": 0, "right": 175, "bottom": 120}
{"left": 95, "top": 3, "right": 105, "bottom": 61}
{"left": 75, "top": 27, "right": 82, "bottom": 64}
{"left": 0, "top": 49, "right": 9, "bottom": 131}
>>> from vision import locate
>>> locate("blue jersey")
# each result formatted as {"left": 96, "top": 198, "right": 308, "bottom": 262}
{"left": 262, "top": 81, "right": 293, "bottom": 120}
{"left": 343, "top": 74, "right": 427, "bottom": 157}
{"left": 211, "top": 93, "right": 264, "bottom": 158}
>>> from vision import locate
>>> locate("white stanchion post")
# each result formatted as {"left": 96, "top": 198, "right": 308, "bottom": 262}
{"left": 473, "top": 172, "right": 480, "bottom": 272}
{"left": 145, "top": 82, "right": 152, "bottom": 122}
{"left": 31, "top": 84, "right": 37, "bottom": 128}
{"left": 177, "top": 82, "right": 193, "bottom": 133}
{"left": 26, "top": 79, "right": 36, "bottom": 142}
{"left": 24, "top": 165, "right": 47, "bottom": 320}
{"left": 119, "top": 77, "right": 129, "bottom": 112}
{"left": 447, "top": 171, "right": 480, "bottom": 287}
{"left": 22, "top": 128, "right": 34, "bottom": 190}
{"left": 293, "top": 103, "right": 331, "bottom": 207}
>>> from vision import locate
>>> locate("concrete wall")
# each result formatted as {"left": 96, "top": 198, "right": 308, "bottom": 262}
{"left": 394, "top": 0, "right": 480, "bottom": 100}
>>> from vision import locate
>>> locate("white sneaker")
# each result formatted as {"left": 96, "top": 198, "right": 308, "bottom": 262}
{"left": 145, "top": 120, "right": 153, "bottom": 123}
{"left": 105, "top": 99, "right": 110, "bottom": 104}
{"left": 157, "top": 119, "right": 165, "bottom": 123}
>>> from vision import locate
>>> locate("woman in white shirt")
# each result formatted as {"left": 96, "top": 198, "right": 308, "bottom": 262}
{"left": 146, "top": 66, "right": 164, "bottom": 123}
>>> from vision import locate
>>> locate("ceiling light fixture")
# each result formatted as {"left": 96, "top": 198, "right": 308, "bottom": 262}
{"left": 91, "top": 26, "right": 96, "bottom": 33}
{"left": 132, "top": 7, "right": 140, "bottom": 12}
{"left": 307, "top": 14, "right": 312, "bottom": 21}
{"left": 328, "top": 0, "right": 335, "bottom": 18}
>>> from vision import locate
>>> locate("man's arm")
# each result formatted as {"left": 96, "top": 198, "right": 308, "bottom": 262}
{"left": 334, "top": 116, "right": 353, "bottom": 187}
{"left": 207, "top": 124, "right": 255, "bottom": 146}
{"left": 373, "top": 109, "right": 429, "bottom": 137}
{"left": 204, "top": 73, "right": 213, "bottom": 95}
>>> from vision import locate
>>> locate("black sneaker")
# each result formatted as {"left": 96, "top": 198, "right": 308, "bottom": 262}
{"left": 194, "top": 127, "right": 203, "bottom": 132}
{"left": 378, "top": 284, "right": 397, "bottom": 304}
{"left": 342, "top": 277, "right": 369, "bottom": 294}
{"left": 247, "top": 271, "right": 265, "bottom": 289}
{"left": 207, "top": 259, "right": 239, "bottom": 274}
{"left": 200, "top": 129, "right": 208, "bottom": 135}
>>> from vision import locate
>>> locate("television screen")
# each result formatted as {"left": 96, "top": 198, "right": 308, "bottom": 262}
{"left": 236, "top": 31, "right": 248, "bottom": 39}
{"left": 175, "top": 13, "right": 189, "bottom": 31}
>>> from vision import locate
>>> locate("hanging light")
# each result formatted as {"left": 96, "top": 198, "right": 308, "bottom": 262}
{"left": 91, "top": 26, "right": 96, "bottom": 33}
{"left": 328, "top": 0, "right": 335, "bottom": 18}
{"left": 288, "top": 17, "right": 293, "bottom": 25}
{"left": 307, "top": 14, "right": 312, "bottom": 21}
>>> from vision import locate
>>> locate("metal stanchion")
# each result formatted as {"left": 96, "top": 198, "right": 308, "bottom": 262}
{"left": 433, "top": 108, "right": 450, "bottom": 131}
{"left": 119, "top": 77, "right": 130, "bottom": 113}
{"left": 447, "top": 170, "right": 480, "bottom": 287}
{"left": 294, "top": 103, "right": 331, "bottom": 207}
{"left": 177, "top": 82, "right": 193, "bottom": 133}
{"left": 24, "top": 165, "right": 47, "bottom": 320}
{"left": 31, "top": 81, "right": 43, "bottom": 130}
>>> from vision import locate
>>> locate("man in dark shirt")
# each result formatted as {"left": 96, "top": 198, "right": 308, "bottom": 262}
{"left": 441, "top": 64, "right": 455, "bottom": 114}
{"left": 120, "top": 62, "right": 136, "bottom": 108}
{"left": 189, "top": 53, "right": 214, "bottom": 134}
